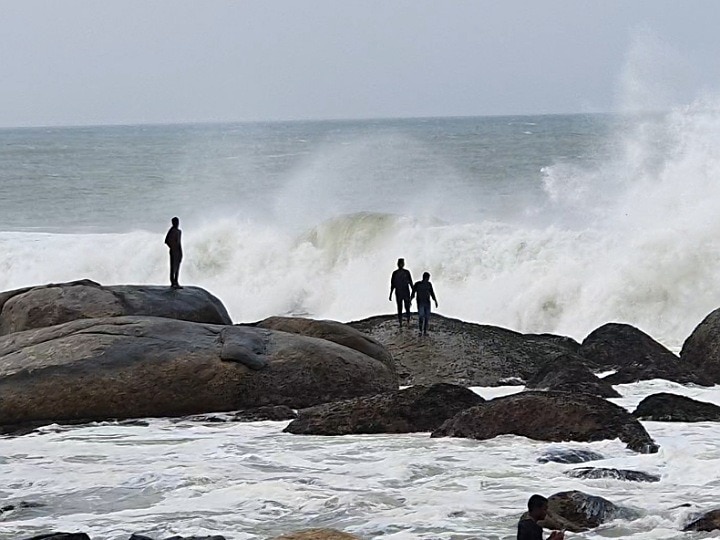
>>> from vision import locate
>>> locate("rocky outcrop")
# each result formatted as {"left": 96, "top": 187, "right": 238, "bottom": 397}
{"left": 684, "top": 508, "right": 720, "bottom": 532}
{"left": 348, "top": 314, "right": 579, "bottom": 386}
{"left": 525, "top": 354, "right": 620, "bottom": 397}
{"left": 565, "top": 467, "right": 660, "bottom": 482}
{"left": 632, "top": 392, "right": 720, "bottom": 422}
{"left": 537, "top": 448, "right": 605, "bottom": 464}
{"left": 255, "top": 316, "right": 393, "bottom": 372}
{"left": 284, "top": 383, "right": 483, "bottom": 435}
{"left": 0, "top": 316, "right": 396, "bottom": 430}
{"left": 272, "top": 529, "right": 360, "bottom": 540}
{"left": 681, "top": 307, "right": 720, "bottom": 384}
{"left": 541, "top": 491, "right": 627, "bottom": 532}
{"left": 0, "top": 280, "right": 232, "bottom": 335}
{"left": 432, "top": 391, "right": 658, "bottom": 453}
{"left": 580, "top": 323, "right": 709, "bottom": 385}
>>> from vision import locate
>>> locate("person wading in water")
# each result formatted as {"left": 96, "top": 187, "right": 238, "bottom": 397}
{"left": 164, "top": 216, "right": 183, "bottom": 289}
{"left": 517, "top": 495, "right": 564, "bottom": 540}
{"left": 389, "top": 258, "right": 413, "bottom": 328}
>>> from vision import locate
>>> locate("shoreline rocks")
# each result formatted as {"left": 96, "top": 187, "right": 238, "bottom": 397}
{"left": 681, "top": 307, "right": 720, "bottom": 384}
{"left": 525, "top": 354, "right": 620, "bottom": 397}
{"left": 565, "top": 467, "right": 660, "bottom": 482}
{"left": 633, "top": 392, "right": 720, "bottom": 422}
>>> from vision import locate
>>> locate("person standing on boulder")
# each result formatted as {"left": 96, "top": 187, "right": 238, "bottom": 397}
{"left": 389, "top": 258, "right": 413, "bottom": 328}
{"left": 410, "top": 272, "right": 438, "bottom": 337}
{"left": 164, "top": 217, "right": 183, "bottom": 289}
{"left": 517, "top": 495, "right": 564, "bottom": 540}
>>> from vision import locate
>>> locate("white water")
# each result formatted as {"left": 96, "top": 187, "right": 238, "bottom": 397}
{"left": 1, "top": 381, "right": 719, "bottom": 539}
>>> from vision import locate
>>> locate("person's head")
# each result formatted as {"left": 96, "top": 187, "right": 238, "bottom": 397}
{"left": 422, "top": 272, "right": 430, "bottom": 281}
{"left": 527, "top": 494, "right": 549, "bottom": 521}
{"left": 397, "top": 258, "right": 405, "bottom": 269}
{"left": 171, "top": 217, "right": 179, "bottom": 227}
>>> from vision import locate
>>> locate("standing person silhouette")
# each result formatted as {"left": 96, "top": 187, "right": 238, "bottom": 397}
{"left": 389, "top": 258, "right": 413, "bottom": 328}
{"left": 164, "top": 217, "right": 183, "bottom": 289}
{"left": 411, "top": 272, "right": 438, "bottom": 337}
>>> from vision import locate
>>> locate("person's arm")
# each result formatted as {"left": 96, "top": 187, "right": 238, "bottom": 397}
{"left": 389, "top": 272, "right": 395, "bottom": 301}
{"left": 430, "top": 284, "right": 438, "bottom": 308}
{"left": 410, "top": 282, "right": 417, "bottom": 302}
{"left": 164, "top": 230, "right": 171, "bottom": 247}
{"left": 548, "top": 532, "right": 564, "bottom": 540}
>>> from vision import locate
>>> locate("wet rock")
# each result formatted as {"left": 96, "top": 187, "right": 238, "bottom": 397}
{"left": 0, "top": 317, "right": 396, "bottom": 429}
{"left": 633, "top": 392, "right": 720, "bottom": 422}
{"left": 432, "top": 391, "right": 659, "bottom": 453}
{"left": 537, "top": 448, "right": 605, "bottom": 464}
{"left": 581, "top": 323, "right": 710, "bottom": 385}
{"left": 165, "top": 537, "right": 226, "bottom": 540}
{"left": 0, "top": 280, "right": 232, "bottom": 335}
{"left": 683, "top": 508, "right": 720, "bottom": 532}
{"left": 566, "top": 467, "right": 660, "bottom": 482}
{"left": 525, "top": 354, "right": 620, "bottom": 397}
{"left": 23, "top": 534, "right": 90, "bottom": 540}
{"left": 285, "top": 383, "right": 483, "bottom": 435}
{"left": 190, "top": 405, "right": 297, "bottom": 423}
{"left": 272, "top": 529, "right": 360, "bottom": 540}
{"left": 349, "top": 314, "right": 579, "bottom": 386}
{"left": 681, "top": 307, "right": 720, "bottom": 384}
{"left": 255, "top": 316, "right": 394, "bottom": 372}
{"left": 541, "top": 491, "right": 624, "bottom": 532}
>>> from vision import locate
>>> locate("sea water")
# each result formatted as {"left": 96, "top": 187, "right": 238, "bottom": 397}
{"left": 2, "top": 110, "right": 720, "bottom": 538}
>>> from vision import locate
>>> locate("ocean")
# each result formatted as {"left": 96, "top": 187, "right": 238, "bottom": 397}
{"left": 2, "top": 111, "right": 720, "bottom": 538}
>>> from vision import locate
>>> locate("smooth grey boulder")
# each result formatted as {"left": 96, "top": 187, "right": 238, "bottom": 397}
{"left": 0, "top": 280, "right": 232, "bottom": 335}
{"left": 0, "top": 316, "right": 397, "bottom": 430}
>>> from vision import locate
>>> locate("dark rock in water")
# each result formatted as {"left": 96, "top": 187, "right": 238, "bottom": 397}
{"left": 541, "top": 490, "right": 623, "bottom": 532}
{"left": 566, "top": 467, "right": 660, "bottom": 482}
{"left": 525, "top": 354, "right": 620, "bottom": 397}
{"left": 348, "top": 314, "right": 579, "bottom": 386}
{"left": 537, "top": 448, "right": 605, "bottom": 464}
{"left": 681, "top": 307, "right": 720, "bottom": 384}
{"left": 190, "top": 405, "right": 297, "bottom": 423}
{"left": 684, "top": 508, "right": 720, "bottom": 532}
{"left": 128, "top": 536, "right": 155, "bottom": 540}
{"left": 0, "top": 501, "right": 44, "bottom": 514}
{"left": 23, "top": 534, "right": 90, "bottom": 540}
{"left": 285, "top": 383, "right": 483, "bottom": 435}
{"left": 432, "top": 391, "right": 659, "bottom": 453}
{"left": 0, "top": 280, "right": 233, "bottom": 335}
{"left": 272, "top": 530, "right": 360, "bottom": 540}
{"left": 254, "top": 316, "right": 394, "bottom": 373}
{"left": 0, "top": 317, "right": 396, "bottom": 429}
{"left": 580, "top": 322, "right": 710, "bottom": 385}
{"left": 165, "top": 536, "right": 226, "bottom": 540}
{"left": 633, "top": 392, "right": 720, "bottom": 422}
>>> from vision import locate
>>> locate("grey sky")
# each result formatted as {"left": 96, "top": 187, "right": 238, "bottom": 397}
{"left": 2, "top": 0, "right": 719, "bottom": 127}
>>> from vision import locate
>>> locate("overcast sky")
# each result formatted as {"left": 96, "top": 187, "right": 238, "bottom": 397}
{"left": 1, "top": 1, "right": 719, "bottom": 127}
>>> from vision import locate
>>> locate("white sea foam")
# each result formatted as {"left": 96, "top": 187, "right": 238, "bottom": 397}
{"left": 0, "top": 383, "right": 719, "bottom": 539}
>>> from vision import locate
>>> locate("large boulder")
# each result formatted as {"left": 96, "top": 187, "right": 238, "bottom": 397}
{"left": 541, "top": 491, "right": 628, "bottom": 532}
{"left": 525, "top": 354, "right": 620, "bottom": 398}
{"left": 580, "top": 323, "right": 709, "bottom": 385}
{"left": 632, "top": 392, "right": 720, "bottom": 422}
{"left": 0, "top": 280, "right": 232, "bottom": 335}
{"left": 565, "top": 467, "right": 660, "bottom": 482}
{"left": 348, "top": 314, "right": 579, "bottom": 386}
{"left": 681, "top": 307, "right": 720, "bottom": 384}
{"left": 0, "top": 316, "right": 397, "bottom": 430}
{"left": 284, "top": 383, "right": 483, "bottom": 435}
{"left": 272, "top": 530, "right": 360, "bottom": 540}
{"left": 684, "top": 508, "right": 720, "bottom": 532}
{"left": 255, "top": 316, "right": 394, "bottom": 372}
{"left": 431, "top": 391, "right": 658, "bottom": 453}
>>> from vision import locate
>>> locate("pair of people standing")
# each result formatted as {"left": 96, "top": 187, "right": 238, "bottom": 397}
{"left": 389, "top": 258, "right": 438, "bottom": 336}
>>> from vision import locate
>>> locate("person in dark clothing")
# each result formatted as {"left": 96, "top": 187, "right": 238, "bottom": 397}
{"left": 410, "top": 272, "right": 438, "bottom": 336}
{"left": 164, "top": 217, "right": 183, "bottom": 289}
{"left": 517, "top": 495, "right": 564, "bottom": 540}
{"left": 389, "top": 258, "right": 413, "bottom": 327}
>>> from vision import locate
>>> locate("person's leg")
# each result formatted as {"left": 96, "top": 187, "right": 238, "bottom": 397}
{"left": 423, "top": 306, "right": 431, "bottom": 335}
{"left": 417, "top": 304, "right": 425, "bottom": 335}
{"left": 404, "top": 296, "right": 411, "bottom": 323}
{"left": 395, "top": 295, "right": 403, "bottom": 326}
{"left": 169, "top": 252, "right": 177, "bottom": 286}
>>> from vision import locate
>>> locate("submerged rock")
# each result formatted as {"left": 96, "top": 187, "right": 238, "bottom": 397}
{"left": 541, "top": 491, "right": 626, "bottom": 532}
{"left": 0, "top": 280, "right": 232, "bottom": 335}
{"left": 681, "top": 307, "right": 720, "bottom": 384}
{"left": 272, "top": 530, "right": 360, "bottom": 540}
{"left": 23, "top": 535, "right": 90, "bottom": 540}
{"left": 432, "top": 391, "right": 658, "bottom": 453}
{"left": 0, "top": 316, "right": 396, "bottom": 429}
{"left": 189, "top": 405, "right": 297, "bottom": 423}
{"left": 537, "top": 448, "right": 605, "bottom": 464}
{"left": 633, "top": 392, "right": 720, "bottom": 422}
{"left": 683, "top": 508, "right": 720, "bottom": 532}
{"left": 349, "top": 314, "right": 579, "bottom": 386}
{"left": 285, "top": 383, "right": 483, "bottom": 435}
{"left": 525, "top": 354, "right": 620, "bottom": 397}
{"left": 565, "top": 467, "right": 660, "bottom": 482}
{"left": 581, "top": 322, "right": 710, "bottom": 385}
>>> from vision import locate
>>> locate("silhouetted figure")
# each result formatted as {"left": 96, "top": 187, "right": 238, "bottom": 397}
{"left": 517, "top": 495, "right": 564, "bottom": 540}
{"left": 389, "top": 258, "right": 413, "bottom": 327}
{"left": 164, "top": 217, "right": 183, "bottom": 289}
{"left": 411, "top": 272, "right": 438, "bottom": 336}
